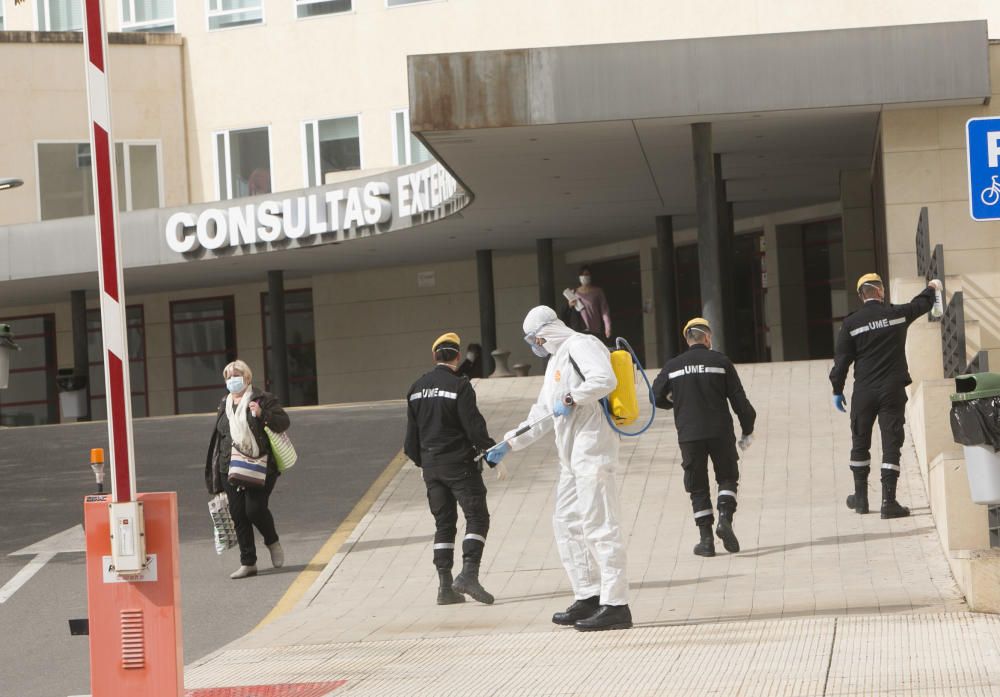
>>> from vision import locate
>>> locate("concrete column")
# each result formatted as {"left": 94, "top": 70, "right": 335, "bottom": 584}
{"left": 536, "top": 238, "right": 556, "bottom": 308}
{"left": 715, "top": 153, "right": 736, "bottom": 341}
{"left": 840, "top": 169, "right": 877, "bottom": 313}
{"left": 655, "top": 216, "right": 679, "bottom": 362}
{"left": 70, "top": 289, "right": 91, "bottom": 421}
{"left": 691, "top": 123, "right": 726, "bottom": 351}
{"left": 267, "top": 270, "right": 290, "bottom": 406}
{"left": 476, "top": 250, "right": 497, "bottom": 376}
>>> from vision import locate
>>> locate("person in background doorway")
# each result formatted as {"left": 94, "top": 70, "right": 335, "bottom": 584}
{"left": 457, "top": 342, "right": 484, "bottom": 379}
{"left": 563, "top": 266, "right": 612, "bottom": 340}
{"left": 205, "top": 359, "right": 289, "bottom": 579}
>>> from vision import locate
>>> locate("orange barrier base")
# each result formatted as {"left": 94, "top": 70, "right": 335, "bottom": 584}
{"left": 84, "top": 492, "right": 184, "bottom": 697}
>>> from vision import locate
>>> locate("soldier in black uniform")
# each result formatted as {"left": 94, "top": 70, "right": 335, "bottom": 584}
{"left": 404, "top": 332, "right": 502, "bottom": 605}
{"left": 830, "top": 273, "right": 941, "bottom": 518}
{"left": 652, "top": 318, "right": 756, "bottom": 557}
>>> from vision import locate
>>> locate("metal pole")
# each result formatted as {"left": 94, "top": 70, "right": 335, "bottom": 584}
{"left": 71, "top": 289, "right": 92, "bottom": 421}
{"left": 536, "top": 238, "right": 556, "bottom": 308}
{"left": 267, "top": 270, "right": 290, "bottom": 405}
{"left": 476, "top": 250, "right": 497, "bottom": 376}
{"left": 655, "top": 216, "right": 678, "bottom": 363}
{"left": 691, "top": 123, "right": 726, "bottom": 352}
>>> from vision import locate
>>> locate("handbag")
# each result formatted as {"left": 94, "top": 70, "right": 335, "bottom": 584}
{"left": 208, "top": 493, "right": 237, "bottom": 555}
{"left": 228, "top": 445, "right": 269, "bottom": 487}
{"left": 266, "top": 426, "right": 298, "bottom": 473}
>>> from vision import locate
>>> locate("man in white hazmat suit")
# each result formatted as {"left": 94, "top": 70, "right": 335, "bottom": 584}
{"left": 487, "top": 305, "right": 632, "bottom": 631}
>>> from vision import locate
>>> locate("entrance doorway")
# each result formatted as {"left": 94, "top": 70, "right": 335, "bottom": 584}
{"left": 587, "top": 255, "right": 645, "bottom": 365}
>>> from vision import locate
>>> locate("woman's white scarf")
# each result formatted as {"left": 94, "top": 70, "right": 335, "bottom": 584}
{"left": 227, "top": 389, "right": 260, "bottom": 458}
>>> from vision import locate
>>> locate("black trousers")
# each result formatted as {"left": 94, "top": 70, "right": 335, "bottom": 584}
{"left": 850, "top": 385, "right": 907, "bottom": 471}
{"left": 423, "top": 463, "right": 490, "bottom": 570}
{"left": 679, "top": 436, "right": 739, "bottom": 527}
{"left": 225, "top": 469, "right": 279, "bottom": 566}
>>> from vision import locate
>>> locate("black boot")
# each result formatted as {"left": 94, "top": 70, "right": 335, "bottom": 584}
{"left": 574, "top": 604, "right": 633, "bottom": 632}
{"left": 693, "top": 523, "right": 715, "bottom": 557}
{"left": 552, "top": 596, "right": 600, "bottom": 626}
{"left": 436, "top": 569, "right": 465, "bottom": 605}
{"left": 847, "top": 472, "right": 870, "bottom": 514}
{"left": 880, "top": 477, "right": 910, "bottom": 519}
{"left": 452, "top": 561, "right": 494, "bottom": 604}
{"left": 715, "top": 510, "right": 740, "bottom": 553}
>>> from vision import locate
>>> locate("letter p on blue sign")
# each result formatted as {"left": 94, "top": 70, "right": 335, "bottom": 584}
{"left": 966, "top": 117, "right": 1000, "bottom": 221}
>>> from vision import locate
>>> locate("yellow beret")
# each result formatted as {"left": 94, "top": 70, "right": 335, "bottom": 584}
{"left": 856, "top": 273, "right": 883, "bottom": 292}
{"left": 683, "top": 317, "right": 711, "bottom": 335}
{"left": 432, "top": 332, "right": 461, "bottom": 352}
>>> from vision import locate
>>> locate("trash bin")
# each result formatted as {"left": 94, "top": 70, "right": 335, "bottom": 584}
{"left": 0, "top": 324, "right": 20, "bottom": 390}
{"left": 57, "top": 368, "right": 88, "bottom": 420}
{"left": 950, "top": 372, "right": 1000, "bottom": 504}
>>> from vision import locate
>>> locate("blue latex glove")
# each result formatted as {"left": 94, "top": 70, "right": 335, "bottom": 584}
{"left": 553, "top": 399, "right": 573, "bottom": 418}
{"left": 832, "top": 394, "right": 847, "bottom": 412}
{"left": 485, "top": 442, "right": 510, "bottom": 465}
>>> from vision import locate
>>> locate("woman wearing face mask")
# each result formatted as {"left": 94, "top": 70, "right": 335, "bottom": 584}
{"left": 564, "top": 266, "right": 612, "bottom": 340}
{"left": 457, "top": 343, "right": 484, "bottom": 379}
{"left": 205, "top": 359, "right": 290, "bottom": 579}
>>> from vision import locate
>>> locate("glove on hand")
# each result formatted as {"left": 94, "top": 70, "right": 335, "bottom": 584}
{"left": 928, "top": 278, "right": 943, "bottom": 292}
{"left": 832, "top": 394, "right": 847, "bottom": 412}
{"left": 738, "top": 434, "right": 754, "bottom": 451}
{"left": 494, "top": 461, "right": 510, "bottom": 481}
{"left": 553, "top": 399, "right": 573, "bottom": 417}
{"left": 485, "top": 442, "right": 510, "bottom": 465}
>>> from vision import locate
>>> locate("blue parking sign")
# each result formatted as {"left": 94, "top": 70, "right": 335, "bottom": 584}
{"left": 967, "top": 117, "right": 1000, "bottom": 221}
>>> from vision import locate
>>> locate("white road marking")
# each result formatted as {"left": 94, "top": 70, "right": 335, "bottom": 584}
{"left": 0, "top": 552, "right": 56, "bottom": 604}
{"left": 1, "top": 526, "right": 86, "bottom": 604}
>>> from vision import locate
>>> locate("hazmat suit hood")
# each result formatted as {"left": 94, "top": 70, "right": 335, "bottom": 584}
{"left": 523, "top": 305, "right": 576, "bottom": 356}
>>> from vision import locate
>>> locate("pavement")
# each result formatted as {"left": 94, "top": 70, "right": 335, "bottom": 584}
{"left": 184, "top": 360, "right": 1000, "bottom": 696}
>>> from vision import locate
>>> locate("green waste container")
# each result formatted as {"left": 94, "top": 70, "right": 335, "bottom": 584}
{"left": 950, "top": 372, "right": 1000, "bottom": 504}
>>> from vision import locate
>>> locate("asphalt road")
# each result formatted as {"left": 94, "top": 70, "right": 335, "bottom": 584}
{"left": 0, "top": 401, "right": 405, "bottom": 697}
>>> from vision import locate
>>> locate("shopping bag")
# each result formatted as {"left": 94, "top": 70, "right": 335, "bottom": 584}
{"left": 228, "top": 446, "right": 269, "bottom": 487}
{"left": 266, "top": 426, "right": 298, "bottom": 473}
{"left": 208, "top": 493, "right": 237, "bottom": 555}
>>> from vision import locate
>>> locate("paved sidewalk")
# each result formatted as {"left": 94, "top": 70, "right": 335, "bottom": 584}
{"left": 187, "top": 361, "right": 997, "bottom": 696}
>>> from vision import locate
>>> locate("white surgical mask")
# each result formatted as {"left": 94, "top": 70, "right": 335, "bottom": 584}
{"left": 579, "top": 275, "right": 591, "bottom": 286}
{"left": 226, "top": 376, "right": 245, "bottom": 394}
{"left": 531, "top": 343, "right": 548, "bottom": 358}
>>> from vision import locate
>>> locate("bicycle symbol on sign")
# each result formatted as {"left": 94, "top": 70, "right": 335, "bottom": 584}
{"left": 981, "top": 175, "right": 1000, "bottom": 206}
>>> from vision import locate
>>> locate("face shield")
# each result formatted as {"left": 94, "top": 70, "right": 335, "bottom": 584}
{"left": 524, "top": 322, "right": 554, "bottom": 357}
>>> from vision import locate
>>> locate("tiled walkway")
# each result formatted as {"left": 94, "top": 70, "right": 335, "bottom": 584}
{"left": 188, "top": 361, "right": 989, "bottom": 696}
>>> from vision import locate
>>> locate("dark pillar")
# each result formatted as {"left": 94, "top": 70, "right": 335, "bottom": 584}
{"left": 715, "top": 152, "right": 736, "bottom": 344}
{"left": 267, "top": 270, "right": 290, "bottom": 406}
{"left": 70, "top": 289, "right": 91, "bottom": 421}
{"left": 655, "top": 216, "right": 679, "bottom": 363}
{"left": 536, "top": 238, "right": 556, "bottom": 308}
{"left": 476, "top": 250, "right": 497, "bottom": 376}
{"left": 691, "top": 123, "right": 726, "bottom": 352}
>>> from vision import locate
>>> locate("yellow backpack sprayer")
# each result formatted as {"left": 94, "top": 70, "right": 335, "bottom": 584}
{"left": 569, "top": 337, "right": 655, "bottom": 436}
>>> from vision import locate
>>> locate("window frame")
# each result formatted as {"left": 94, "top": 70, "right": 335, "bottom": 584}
{"left": 0, "top": 313, "right": 59, "bottom": 426}
{"left": 259, "top": 288, "right": 319, "bottom": 406}
{"left": 34, "top": 139, "right": 95, "bottom": 222}
{"left": 169, "top": 296, "right": 238, "bottom": 415}
{"left": 212, "top": 126, "right": 274, "bottom": 200}
{"left": 36, "top": 0, "right": 83, "bottom": 32}
{"left": 87, "top": 304, "right": 150, "bottom": 419}
{"left": 205, "top": 0, "right": 265, "bottom": 32}
{"left": 301, "top": 114, "right": 364, "bottom": 188}
{"left": 294, "top": 0, "right": 354, "bottom": 21}
{"left": 120, "top": 0, "right": 176, "bottom": 32}
{"left": 116, "top": 140, "right": 165, "bottom": 211}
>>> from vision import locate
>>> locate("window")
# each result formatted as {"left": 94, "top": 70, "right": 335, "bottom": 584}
{"left": 207, "top": 0, "right": 263, "bottom": 30}
{"left": 171, "top": 297, "right": 237, "bottom": 414}
{"left": 214, "top": 127, "right": 272, "bottom": 200}
{"left": 391, "top": 109, "right": 431, "bottom": 166}
{"left": 122, "top": 0, "right": 175, "bottom": 32}
{"left": 302, "top": 116, "right": 361, "bottom": 187}
{"left": 0, "top": 315, "right": 59, "bottom": 427}
{"left": 296, "top": 0, "right": 351, "bottom": 19}
{"left": 37, "top": 141, "right": 162, "bottom": 220}
{"left": 260, "top": 289, "right": 318, "bottom": 406}
{"left": 0, "top": 2, "right": 5, "bottom": 30}
{"left": 37, "top": 0, "right": 82, "bottom": 31}
{"left": 387, "top": 0, "right": 434, "bottom": 6}
{"left": 87, "top": 306, "right": 149, "bottom": 419}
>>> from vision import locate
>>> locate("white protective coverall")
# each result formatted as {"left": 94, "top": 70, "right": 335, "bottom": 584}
{"left": 505, "top": 310, "right": 629, "bottom": 606}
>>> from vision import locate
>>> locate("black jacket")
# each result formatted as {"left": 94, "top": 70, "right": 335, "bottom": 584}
{"left": 404, "top": 365, "right": 495, "bottom": 468}
{"left": 205, "top": 388, "right": 290, "bottom": 494}
{"left": 829, "top": 287, "right": 934, "bottom": 395}
{"left": 652, "top": 344, "right": 756, "bottom": 443}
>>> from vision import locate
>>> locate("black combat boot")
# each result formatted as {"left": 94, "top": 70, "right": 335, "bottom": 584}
{"left": 847, "top": 471, "right": 870, "bottom": 514}
{"left": 552, "top": 595, "right": 600, "bottom": 625}
{"left": 452, "top": 561, "right": 495, "bottom": 604}
{"left": 436, "top": 569, "right": 465, "bottom": 605}
{"left": 693, "top": 522, "right": 716, "bottom": 557}
{"left": 716, "top": 510, "right": 740, "bottom": 553}
{"left": 574, "top": 604, "right": 633, "bottom": 632}
{"left": 880, "top": 476, "right": 910, "bottom": 519}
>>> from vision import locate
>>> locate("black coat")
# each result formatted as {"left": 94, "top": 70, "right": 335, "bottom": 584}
{"left": 205, "top": 387, "right": 290, "bottom": 494}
